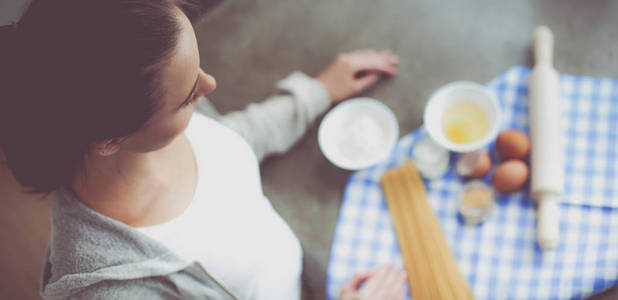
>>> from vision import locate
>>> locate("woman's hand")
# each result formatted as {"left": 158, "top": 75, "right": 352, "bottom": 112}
{"left": 338, "top": 265, "right": 407, "bottom": 300}
{"left": 316, "top": 49, "right": 399, "bottom": 103}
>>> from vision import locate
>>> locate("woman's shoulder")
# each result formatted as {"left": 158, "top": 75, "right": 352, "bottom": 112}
{"left": 62, "top": 277, "right": 180, "bottom": 300}
{"left": 58, "top": 271, "right": 237, "bottom": 300}
{"left": 185, "top": 112, "right": 256, "bottom": 159}
{"left": 185, "top": 112, "right": 234, "bottom": 140}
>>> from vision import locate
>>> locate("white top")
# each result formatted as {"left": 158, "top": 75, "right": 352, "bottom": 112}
{"left": 41, "top": 71, "right": 330, "bottom": 299}
{"left": 136, "top": 113, "right": 303, "bottom": 300}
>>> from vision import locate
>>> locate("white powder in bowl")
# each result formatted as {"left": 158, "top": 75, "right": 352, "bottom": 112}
{"left": 333, "top": 112, "right": 391, "bottom": 166}
{"left": 318, "top": 97, "right": 399, "bottom": 170}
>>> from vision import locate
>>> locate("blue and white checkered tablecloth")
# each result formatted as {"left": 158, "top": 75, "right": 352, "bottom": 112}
{"left": 326, "top": 66, "right": 618, "bottom": 300}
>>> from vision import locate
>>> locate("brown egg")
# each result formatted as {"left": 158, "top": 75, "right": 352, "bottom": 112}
{"left": 496, "top": 129, "right": 531, "bottom": 159}
{"left": 456, "top": 151, "right": 492, "bottom": 178}
{"left": 492, "top": 159, "right": 529, "bottom": 193}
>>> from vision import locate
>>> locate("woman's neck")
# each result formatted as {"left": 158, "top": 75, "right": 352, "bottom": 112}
{"left": 71, "top": 135, "right": 181, "bottom": 225}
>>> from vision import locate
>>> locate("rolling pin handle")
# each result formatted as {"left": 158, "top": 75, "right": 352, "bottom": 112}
{"left": 533, "top": 26, "right": 554, "bottom": 67}
{"left": 537, "top": 192, "right": 560, "bottom": 250}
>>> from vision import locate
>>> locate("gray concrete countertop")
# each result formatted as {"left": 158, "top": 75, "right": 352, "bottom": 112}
{"left": 1, "top": 1, "right": 616, "bottom": 299}
{"left": 195, "top": 0, "right": 618, "bottom": 299}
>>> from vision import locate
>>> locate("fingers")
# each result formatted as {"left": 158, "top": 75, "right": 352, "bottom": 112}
{"left": 376, "top": 265, "right": 406, "bottom": 299}
{"left": 359, "top": 265, "right": 407, "bottom": 299}
{"left": 353, "top": 72, "right": 381, "bottom": 92}
{"left": 358, "top": 265, "right": 392, "bottom": 297}
{"left": 390, "top": 267, "right": 408, "bottom": 300}
{"left": 340, "top": 269, "right": 375, "bottom": 294}
{"left": 394, "top": 283, "right": 407, "bottom": 300}
{"left": 346, "top": 49, "right": 399, "bottom": 75}
{"left": 347, "top": 49, "right": 398, "bottom": 94}
{"left": 317, "top": 49, "right": 398, "bottom": 103}
{"left": 381, "top": 265, "right": 401, "bottom": 288}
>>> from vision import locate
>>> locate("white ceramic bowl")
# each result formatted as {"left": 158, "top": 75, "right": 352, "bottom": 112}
{"left": 423, "top": 81, "right": 501, "bottom": 153}
{"left": 318, "top": 97, "right": 399, "bottom": 170}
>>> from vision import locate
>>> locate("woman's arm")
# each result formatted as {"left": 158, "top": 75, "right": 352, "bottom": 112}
{"left": 217, "top": 49, "right": 399, "bottom": 162}
{"left": 217, "top": 72, "right": 330, "bottom": 162}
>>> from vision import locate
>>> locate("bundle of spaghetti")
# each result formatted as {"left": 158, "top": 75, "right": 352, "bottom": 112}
{"left": 380, "top": 161, "right": 473, "bottom": 299}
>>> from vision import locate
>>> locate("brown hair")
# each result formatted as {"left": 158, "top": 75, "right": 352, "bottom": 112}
{"left": 0, "top": 0, "right": 207, "bottom": 195}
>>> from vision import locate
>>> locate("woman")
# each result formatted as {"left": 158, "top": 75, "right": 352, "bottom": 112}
{"left": 0, "top": 0, "right": 406, "bottom": 299}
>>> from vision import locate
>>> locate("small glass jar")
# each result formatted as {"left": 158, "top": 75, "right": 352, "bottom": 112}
{"left": 457, "top": 180, "right": 496, "bottom": 224}
{"left": 411, "top": 136, "right": 450, "bottom": 179}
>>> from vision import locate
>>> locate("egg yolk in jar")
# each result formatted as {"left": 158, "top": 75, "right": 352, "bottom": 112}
{"left": 442, "top": 102, "right": 489, "bottom": 144}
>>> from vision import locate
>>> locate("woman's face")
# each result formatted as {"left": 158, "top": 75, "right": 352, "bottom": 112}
{"left": 117, "top": 8, "right": 216, "bottom": 153}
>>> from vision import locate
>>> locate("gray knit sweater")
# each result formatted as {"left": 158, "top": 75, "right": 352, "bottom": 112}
{"left": 40, "top": 72, "right": 331, "bottom": 299}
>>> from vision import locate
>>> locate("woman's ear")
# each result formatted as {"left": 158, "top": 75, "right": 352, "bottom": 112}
{"left": 93, "top": 137, "right": 125, "bottom": 157}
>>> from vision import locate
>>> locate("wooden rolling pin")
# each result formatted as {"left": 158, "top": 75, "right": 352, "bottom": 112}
{"left": 529, "top": 26, "right": 563, "bottom": 250}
